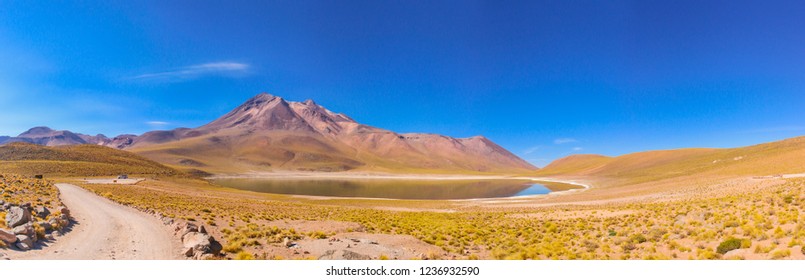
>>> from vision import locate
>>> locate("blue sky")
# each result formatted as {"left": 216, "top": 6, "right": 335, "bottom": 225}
{"left": 1, "top": 1, "right": 804, "bottom": 167}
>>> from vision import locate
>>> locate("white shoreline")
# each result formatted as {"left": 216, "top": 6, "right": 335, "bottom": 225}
{"left": 205, "top": 172, "right": 593, "bottom": 202}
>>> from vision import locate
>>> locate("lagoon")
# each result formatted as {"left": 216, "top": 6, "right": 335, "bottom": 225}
{"left": 212, "top": 178, "right": 581, "bottom": 200}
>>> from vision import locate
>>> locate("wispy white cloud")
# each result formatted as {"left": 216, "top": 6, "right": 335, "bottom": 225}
{"left": 572, "top": 147, "right": 583, "bottom": 151}
{"left": 128, "top": 61, "right": 250, "bottom": 82}
{"left": 523, "top": 146, "right": 541, "bottom": 155}
{"left": 147, "top": 121, "right": 170, "bottom": 126}
{"left": 554, "top": 138, "right": 578, "bottom": 144}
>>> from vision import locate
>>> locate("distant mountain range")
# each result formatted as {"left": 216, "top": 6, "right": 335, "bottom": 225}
{"left": 0, "top": 93, "right": 537, "bottom": 174}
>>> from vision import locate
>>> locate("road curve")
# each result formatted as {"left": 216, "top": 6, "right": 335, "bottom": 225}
{"left": 6, "top": 183, "right": 180, "bottom": 260}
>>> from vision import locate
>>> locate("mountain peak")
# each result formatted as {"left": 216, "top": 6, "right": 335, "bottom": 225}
{"left": 254, "top": 92, "right": 276, "bottom": 99}
{"left": 248, "top": 92, "right": 281, "bottom": 104}
{"left": 19, "top": 126, "right": 55, "bottom": 137}
{"left": 302, "top": 99, "right": 317, "bottom": 106}
{"left": 198, "top": 92, "right": 314, "bottom": 132}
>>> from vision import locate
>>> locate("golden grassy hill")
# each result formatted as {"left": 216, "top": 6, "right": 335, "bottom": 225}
{"left": 0, "top": 142, "right": 179, "bottom": 177}
{"left": 537, "top": 136, "right": 805, "bottom": 184}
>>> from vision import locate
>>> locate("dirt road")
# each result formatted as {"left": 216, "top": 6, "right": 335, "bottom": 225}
{"left": 6, "top": 183, "right": 180, "bottom": 260}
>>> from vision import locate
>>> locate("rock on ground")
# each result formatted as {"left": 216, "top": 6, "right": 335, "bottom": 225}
{"left": 5, "top": 206, "right": 32, "bottom": 228}
{"left": 178, "top": 223, "right": 222, "bottom": 259}
{"left": 34, "top": 206, "right": 50, "bottom": 219}
{"left": 12, "top": 223, "right": 33, "bottom": 236}
{"left": 0, "top": 229, "right": 17, "bottom": 244}
{"left": 318, "top": 250, "right": 372, "bottom": 260}
{"left": 15, "top": 235, "right": 33, "bottom": 251}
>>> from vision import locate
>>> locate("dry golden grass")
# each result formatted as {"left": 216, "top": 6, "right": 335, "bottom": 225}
{"left": 0, "top": 142, "right": 179, "bottom": 177}
{"left": 0, "top": 173, "right": 60, "bottom": 210}
{"left": 0, "top": 173, "right": 66, "bottom": 232}
{"left": 74, "top": 174, "right": 805, "bottom": 260}
{"left": 536, "top": 136, "right": 805, "bottom": 184}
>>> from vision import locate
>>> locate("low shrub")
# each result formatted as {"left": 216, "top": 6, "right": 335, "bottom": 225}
{"left": 235, "top": 251, "right": 255, "bottom": 260}
{"left": 770, "top": 249, "right": 790, "bottom": 259}
{"left": 716, "top": 237, "right": 743, "bottom": 254}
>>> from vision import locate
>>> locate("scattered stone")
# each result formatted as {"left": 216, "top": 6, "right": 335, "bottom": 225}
{"left": 12, "top": 223, "right": 33, "bottom": 236}
{"left": 34, "top": 206, "right": 51, "bottom": 219}
{"left": 183, "top": 247, "right": 195, "bottom": 257}
{"left": 15, "top": 235, "right": 33, "bottom": 250}
{"left": 209, "top": 239, "right": 223, "bottom": 255}
{"left": 59, "top": 219, "right": 69, "bottom": 228}
{"left": 5, "top": 206, "right": 32, "bottom": 228}
{"left": 57, "top": 206, "right": 70, "bottom": 218}
{"left": 180, "top": 230, "right": 222, "bottom": 259}
{"left": 0, "top": 229, "right": 17, "bottom": 244}
{"left": 176, "top": 222, "right": 199, "bottom": 237}
{"left": 318, "top": 250, "right": 372, "bottom": 260}
{"left": 15, "top": 242, "right": 31, "bottom": 251}
{"left": 160, "top": 217, "right": 174, "bottom": 226}
{"left": 182, "top": 232, "right": 212, "bottom": 254}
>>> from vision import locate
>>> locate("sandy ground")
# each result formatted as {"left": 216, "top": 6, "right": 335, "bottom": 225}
{"left": 247, "top": 220, "right": 448, "bottom": 260}
{"left": 5, "top": 184, "right": 181, "bottom": 260}
{"left": 84, "top": 178, "right": 145, "bottom": 185}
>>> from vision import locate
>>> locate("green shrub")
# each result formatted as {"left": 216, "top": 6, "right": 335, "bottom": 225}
{"left": 717, "top": 237, "right": 743, "bottom": 254}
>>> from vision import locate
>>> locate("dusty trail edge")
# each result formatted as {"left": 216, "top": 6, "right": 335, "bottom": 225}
{"left": 6, "top": 183, "right": 181, "bottom": 260}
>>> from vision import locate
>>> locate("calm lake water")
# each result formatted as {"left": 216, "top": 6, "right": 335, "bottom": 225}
{"left": 212, "top": 178, "right": 581, "bottom": 200}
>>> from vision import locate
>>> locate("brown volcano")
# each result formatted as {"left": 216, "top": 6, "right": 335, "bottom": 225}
{"left": 124, "top": 93, "right": 537, "bottom": 174}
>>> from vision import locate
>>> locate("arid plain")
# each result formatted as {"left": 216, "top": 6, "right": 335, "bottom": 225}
{"left": 2, "top": 94, "right": 805, "bottom": 260}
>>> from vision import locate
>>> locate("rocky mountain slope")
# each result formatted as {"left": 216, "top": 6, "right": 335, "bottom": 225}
{"left": 0, "top": 127, "right": 110, "bottom": 146}
{"left": 128, "top": 93, "right": 537, "bottom": 174}
{"left": 1, "top": 93, "right": 536, "bottom": 174}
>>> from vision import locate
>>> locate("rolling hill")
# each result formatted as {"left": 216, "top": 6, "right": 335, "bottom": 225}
{"left": 0, "top": 142, "right": 179, "bottom": 176}
{"left": 537, "top": 136, "right": 805, "bottom": 184}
